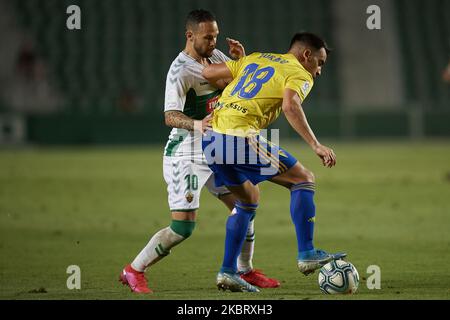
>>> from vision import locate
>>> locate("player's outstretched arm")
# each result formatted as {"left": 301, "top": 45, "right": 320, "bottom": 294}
{"left": 282, "top": 88, "right": 336, "bottom": 168}
{"left": 202, "top": 62, "right": 233, "bottom": 87}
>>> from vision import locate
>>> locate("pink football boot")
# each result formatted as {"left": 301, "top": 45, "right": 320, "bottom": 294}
{"left": 119, "top": 264, "right": 153, "bottom": 294}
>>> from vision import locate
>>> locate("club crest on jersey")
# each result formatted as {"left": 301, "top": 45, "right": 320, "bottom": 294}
{"left": 185, "top": 192, "right": 194, "bottom": 203}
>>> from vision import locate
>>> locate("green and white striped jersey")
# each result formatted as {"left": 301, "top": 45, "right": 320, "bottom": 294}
{"left": 164, "top": 50, "right": 230, "bottom": 160}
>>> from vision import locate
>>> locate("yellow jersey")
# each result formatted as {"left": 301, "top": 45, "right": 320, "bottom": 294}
{"left": 212, "top": 52, "right": 314, "bottom": 136}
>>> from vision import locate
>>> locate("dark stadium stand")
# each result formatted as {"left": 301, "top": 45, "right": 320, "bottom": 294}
{"left": 2, "top": 0, "right": 448, "bottom": 143}
{"left": 395, "top": 0, "right": 450, "bottom": 108}
{"left": 11, "top": 0, "right": 340, "bottom": 115}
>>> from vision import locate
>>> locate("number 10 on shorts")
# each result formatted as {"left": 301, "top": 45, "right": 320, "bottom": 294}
{"left": 185, "top": 174, "right": 198, "bottom": 191}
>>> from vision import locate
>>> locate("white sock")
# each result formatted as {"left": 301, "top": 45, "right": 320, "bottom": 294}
{"left": 237, "top": 219, "right": 255, "bottom": 273}
{"left": 131, "top": 226, "right": 185, "bottom": 272}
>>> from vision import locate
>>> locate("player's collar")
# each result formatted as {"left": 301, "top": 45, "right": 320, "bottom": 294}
{"left": 181, "top": 51, "right": 213, "bottom": 66}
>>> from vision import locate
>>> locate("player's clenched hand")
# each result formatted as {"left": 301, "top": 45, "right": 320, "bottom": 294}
{"left": 194, "top": 113, "right": 213, "bottom": 135}
{"left": 226, "top": 37, "right": 245, "bottom": 60}
{"left": 313, "top": 144, "right": 336, "bottom": 168}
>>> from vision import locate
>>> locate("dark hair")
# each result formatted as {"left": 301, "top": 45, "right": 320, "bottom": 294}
{"left": 289, "top": 32, "right": 331, "bottom": 54}
{"left": 186, "top": 9, "right": 216, "bottom": 30}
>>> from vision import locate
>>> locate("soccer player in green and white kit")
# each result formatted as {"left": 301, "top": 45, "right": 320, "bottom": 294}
{"left": 119, "top": 9, "right": 279, "bottom": 293}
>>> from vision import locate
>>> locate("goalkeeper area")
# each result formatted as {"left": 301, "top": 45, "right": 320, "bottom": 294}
{"left": 1, "top": 141, "right": 449, "bottom": 300}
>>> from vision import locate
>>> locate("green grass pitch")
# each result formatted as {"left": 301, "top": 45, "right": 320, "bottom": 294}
{"left": 1, "top": 141, "right": 449, "bottom": 300}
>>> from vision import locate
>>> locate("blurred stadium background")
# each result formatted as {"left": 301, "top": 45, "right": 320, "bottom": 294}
{"left": 0, "top": 0, "right": 449, "bottom": 144}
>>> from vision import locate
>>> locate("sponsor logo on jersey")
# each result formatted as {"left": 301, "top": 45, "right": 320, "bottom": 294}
{"left": 301, "top": 81, "right": 310, "bottom": 95}
{"left": 224, "top": 102, "right": 248, "bottom": 114}
{"left": 206, "top": 95, "right": 220, "bottom": 113}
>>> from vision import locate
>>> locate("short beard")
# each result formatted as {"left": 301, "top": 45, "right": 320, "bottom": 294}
{"left": 194, "top": 44, "right": 213, "bottom": 58}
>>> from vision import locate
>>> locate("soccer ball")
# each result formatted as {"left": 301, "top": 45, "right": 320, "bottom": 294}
{"left": 318, "top": 260, "right": 359, "bottom": 294}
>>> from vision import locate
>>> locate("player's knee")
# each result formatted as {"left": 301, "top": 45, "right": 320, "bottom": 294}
{"left": 304, "top": 169, "right": 315, "bottom": 183}
{"left": 293, "top": 168, "right": 315, "bottom": 184}
{"left": 170, "top": 220, "right": 196, "bottom": 239}
{"left": 230, "top": 188, "right": 259, "bottom": 205}
{"left": 251, "top": 193, "right": 260, "bottom": 204}
{"left": 242, "top": 189, "right": 259, "bottom": 205}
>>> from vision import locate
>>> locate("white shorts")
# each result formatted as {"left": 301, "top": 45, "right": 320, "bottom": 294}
{"left": 163, "top": 156, "right": 231, "bottom": 211}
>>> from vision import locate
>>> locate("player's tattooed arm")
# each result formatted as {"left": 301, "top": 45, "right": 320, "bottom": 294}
{"left": 165, "top": 111, "right": 212, "bottom": 133}
{"left": 165, "top": 111, "right": 195, "bottom": 130}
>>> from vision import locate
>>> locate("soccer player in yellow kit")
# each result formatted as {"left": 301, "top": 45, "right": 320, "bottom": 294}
{"left": 201, "top": 32, "right": 346, "bottom": 292}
